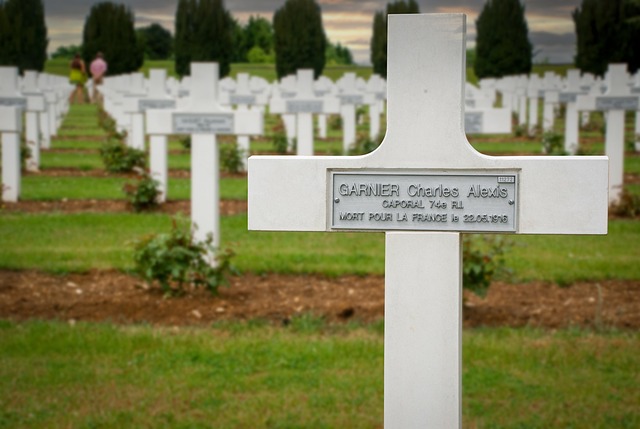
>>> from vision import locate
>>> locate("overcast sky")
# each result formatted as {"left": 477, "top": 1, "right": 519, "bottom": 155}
{"left": 43, "top": 0, "right": 582, "bottom": 64}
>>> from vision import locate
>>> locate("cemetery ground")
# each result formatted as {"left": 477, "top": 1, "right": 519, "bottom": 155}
{"left": 0, "top": 102, "right": 639, "bottom": 427}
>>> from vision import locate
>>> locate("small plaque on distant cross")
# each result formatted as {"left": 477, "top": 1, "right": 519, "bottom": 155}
{"left": 465, "top": 112, "right": 483, "bottom": 133}
{"left": 595, "top": 96, "right": 639, "bottom": 111}
{"left": 330, "top": 171, "right": 518, "bottom": 232}
{"left": 286, "top": 99, "right": 323, "bottom": 113}
{"left": 173, "top": 113, "right": 234, "bottom": 134}
{"left": 139, "top": 99, "right": 176, "bottom": 111}
{"left": 0, "top": 97, "right": 26, "bottom": 108}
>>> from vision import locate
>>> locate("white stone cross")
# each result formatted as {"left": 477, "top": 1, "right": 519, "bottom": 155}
{"left": 0, "top": 67, "right": 28, "bottom": 202}
{"left": 559, "top": 69, "right": 587, "bottom": 154}
{"left": 336, "top": 72, "right": 365, "bottom": 152}
{"left": 248, "top": 14, "right": 608, "bottom": 428}
{"left": 577, "top": 64, "right": 640, "bottom": 203}
{"left": 222, "top": 73, "right": 268, "bottom": 171}
{"left": 20, "top": 71, "right": 48, "bottom": 172}
{"left": 364, "top": 74, "right": 386, "bottom": 140}
{"left": 270, "top": 69, "right": 340, "bottom": 156}
{"left": 147, "top": 62, "right": 262, "bottom": 249}
{"left": 0, "top": 106, "right": 22, "bottom": 202}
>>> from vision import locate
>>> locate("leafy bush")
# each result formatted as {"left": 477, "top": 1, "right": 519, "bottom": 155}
{"left": 122, "top": 171, "right": 160, "bottom": 212}
{"left": 179, "top": 135, "right": 191, "bottom": 150}
{"left": 348, "top": 132, "right": 381, "bottom": 155}
{"left": 610, "top": 189, "right": 640, "bottom": 218}
{"left": 220, "top": 143, "right": 245, "bottom": 173}
{"left": 99, "top": 139, "right": 146, "bottom": 173}
{"left": 272, "top": 131, "right": 288, "bottom": 154}
{"left": 133, "top": 218, "right": 236, "bottom": 296}
{"left": 329, "top": 114, "right": 342, "bottom": 130}
{"left": 20, "top": 139, "right": 32, "bottom": 171}
{"left": 462, "top": 235, "right": 512, "bottom": 297}
{"left": 541, "top": 130, "right": 565, "bottom": 155}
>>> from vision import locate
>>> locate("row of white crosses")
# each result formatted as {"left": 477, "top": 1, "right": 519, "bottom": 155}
{"left": 1, "top": 66, "right": 71, "bottom": 202}
{"left": 249, "top": 14, "right": 608, "bottom": 428}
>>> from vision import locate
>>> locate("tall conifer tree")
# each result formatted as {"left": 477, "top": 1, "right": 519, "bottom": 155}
{"left": 474, "top": 0, "right": 532, "bottom": 79}
{"left": 369, "top": 1, "right": 419, "bottom": 78}
{"left": 273, "top": 0, "right": 327, "bottom": 79}
{"left": 173, "top": 0, "right": 234, "bottom": 77}
{"left": 574, "top": 0, "right": 640, "bottom": 75}
{"left": 82, "top": 2, "right": 143, "bottom": 75}
{"left": 0, "top": 0, "right": 48, "bottom": 72}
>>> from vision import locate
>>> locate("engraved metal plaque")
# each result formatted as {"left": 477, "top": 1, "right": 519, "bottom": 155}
{"left": 230, "top": 94, "right": 256, "bottom": 105}
{"left": 173, "top": 113, "right": 234, "bottom": 134}
{"left": 0, "top": 97, "right": 27, "bottom": 108}
{"left": 339, "top": 94, "right": 363, "bottom": 105}
{"left": 595, "top": 96, "right": 639, "bottom": 111}
{"left": 331, "top": 171, "right": 518, "bottom": 233}
{"left": 286, "top": 99, "right": 323, "bottom": 113}
{"left": 139, "top": 99, "right": 176, "bottom": 111}
{"left": 465, "top": 112, "right": 483, "bottom": 134}
{"left": 559, "top": 92, "right": 579, "bottom": 103}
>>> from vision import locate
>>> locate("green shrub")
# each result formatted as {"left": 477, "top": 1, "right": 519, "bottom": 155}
{"left": 20, "top": 139, "right": 32, "bottom": 171}
{"left": 272, "top": 131, "right": 288, "bottom": 154}
{"left": 133, "top": 218, "right": 236, "bottom": 296}
{"left": 541, "top": 130, "right": 565, "bottom": 155}
{"left": 122, "top": 171, "right": 161, "bottom": 212}
{"left": 462, "top": 235, "right": 512, "bottom": 297}
{"left": 99, "top": 139, "right": 146, "bottom": 173}
{"left": 220, "top": 142, "right": 245, "bottom": 173}
{"left": 329, "top": 114, "right": 342, "bottom": 130}
{"left": 348, "top": 132, "right": 381, "bottom": 155}
{"left": 610, "top": 189, "right": 640, "bottom": 218}
{"left": 179, "top": 135, "right": 191, "bottom": 150}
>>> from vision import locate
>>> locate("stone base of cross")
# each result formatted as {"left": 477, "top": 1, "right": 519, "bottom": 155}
{"left": 248, "top": 14, "right": 608, "bottom": 428}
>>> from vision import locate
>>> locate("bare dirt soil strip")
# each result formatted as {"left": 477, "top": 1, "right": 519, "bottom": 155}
{"left": 0, "top": 270, "right": 638, "bottom": 329}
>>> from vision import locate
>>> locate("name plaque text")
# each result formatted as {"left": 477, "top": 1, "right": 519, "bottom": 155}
{"left": 139, "top": 99, "right": 176, "bottom": 111}
{"left": 465, "top": 112, "right": 483, "bottom": 134}
{"left": 595, "top": 96, "right": 639, "bottom": 111}
{"left": 339, "top": 94, "right": 363, "bottom": 105}
{"left": 173, "top": 113, "right": 234, "bottom": 134}
{"left": 559, "top": 92, "right": 580, "bottom": 103}
{"left": 0, "top": 97, "right": 27, "bottom": 108}
{"left": 331, "top": 172, "right": 518, "bottom": 232}
{"left": 230, "top": 94, "right": 256, "bottom": 105}
{"left": 286, "top": 99, "right": 323, "bottom": 113}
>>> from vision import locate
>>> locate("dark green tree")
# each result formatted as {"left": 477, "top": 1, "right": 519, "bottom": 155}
{"left": 0, "top": 0, "right": 48, "bottom": 72}
{"left": 573, "top": 0, "right": 640, "bottom": 75}
{"left": 474, "top": 0, "right": 532, "bottom": 79}
{"left": 370, "top": 11, "right": 385, "bottom": 76}
{"left": 273, "top": 0, "right": 327, "bottom": 79}
{"left": 51, "top": 44, "right": 83, "bottom": 59}
{"left": 240, "top": 15, "right": 274, "bottom": 62}
{"left": 369, "top": 1, "right": 419, "bottom": 78}
{"left": 174, "top": 0, "right": 196, "bottom": 77}
{"left": 173, "top": 0, "right": 234, "bottom": 78}
{"left": 137, "top": 23, "right": 173, "bottom": 60}
{"left": 82, "top": 2, "right": 143, "bottom": 76}
{"left": 326, "top": 41, "right": 354, "bottom": 65}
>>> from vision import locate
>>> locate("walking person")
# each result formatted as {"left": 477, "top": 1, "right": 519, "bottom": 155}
{"left": 89, "top": 52, "right": 108, "bottom": 103}
{"left": 69, "top": 53, "right": 87, "bottom": 104}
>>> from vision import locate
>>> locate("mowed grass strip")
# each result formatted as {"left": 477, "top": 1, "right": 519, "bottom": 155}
{"left": 0, "top": 212, "right": 637, "bottom": 282}
{"left": 0, "top": 321, "right": 637, "bottom": 428}
{"left": 20, "top": 176, "right": 248, "bottom": 201}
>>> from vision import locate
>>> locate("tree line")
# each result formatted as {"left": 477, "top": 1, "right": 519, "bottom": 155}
{"left": 0, "top": 0, "right": 638, "bottom": 79}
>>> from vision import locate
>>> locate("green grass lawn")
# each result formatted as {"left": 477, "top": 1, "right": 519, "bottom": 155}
{"left": 20, "top": 176, "right": 247, "bottom": 201}
{"left": 0, "top": 211, "right": 637, "bottom": 282}
{"left": 0, "top": 321, "right": 636, "bottom": 429}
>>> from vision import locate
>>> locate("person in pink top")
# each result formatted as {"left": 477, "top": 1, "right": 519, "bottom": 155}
{"left": 89, "top": 52, "right": 108, "bottom": 103}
